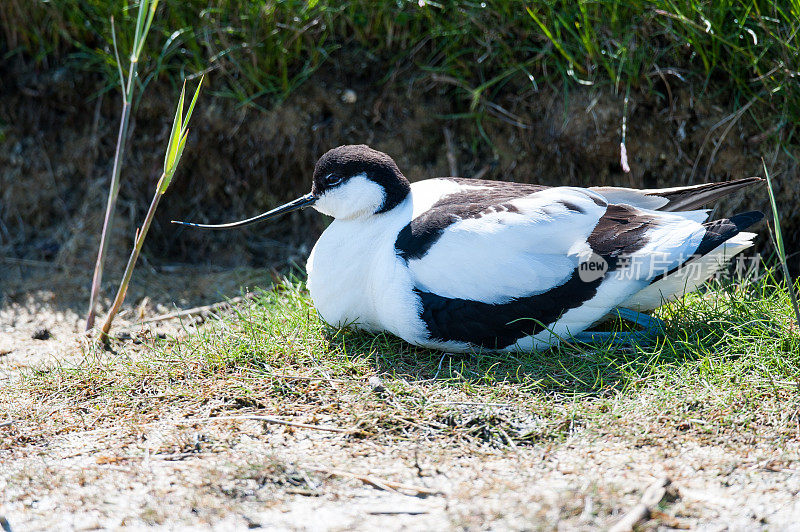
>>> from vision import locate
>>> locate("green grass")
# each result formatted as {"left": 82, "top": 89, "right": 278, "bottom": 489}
{"left": 4, "top": 1, "right": 800, "bottom": 143}
{"left": 8, "top": 270, "right": 799, "bottom": 449}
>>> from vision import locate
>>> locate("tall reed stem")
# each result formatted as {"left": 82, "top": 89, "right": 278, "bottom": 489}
{"left": 98, "top": 78, "right": 203, "bottom": 341}
{"left": 99, "top": 184, "right": 163, "bottom": 340}
{"left": 86, "top": 66, "right": 135, "bottom": 330}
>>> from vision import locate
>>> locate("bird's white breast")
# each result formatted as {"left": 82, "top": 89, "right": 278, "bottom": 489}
{"left": 306, "top": 197, "right": 427, "bottom": 342}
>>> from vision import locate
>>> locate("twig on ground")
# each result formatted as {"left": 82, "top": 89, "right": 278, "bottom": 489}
{"left": 155, "top": 451, "right": 211, "bottom": 461}
{"left": 0, "top": 419, "right": 15, "bottom": 428}
{"left": 609, "top": 477, "right": 672, "bottom": 532}
{"left": 96, "top": 452, "right": 212, "bottom": 463}
{"left": 192, "top": 415, "right": 351, "bottom": 434}
{"left": 269, "top": 374, "right": 352, "bottom": 384}
{"left": 434, "top": 401, "right": 512, "bottom": 407}
{"left": 308, "top": 467, "right": 442, "bottom": 497}
{"left": 75, "top": 414, "right": 353, "bottom": 437}
{"left": 138, "top": 292, "right": 256, "bottom": 324}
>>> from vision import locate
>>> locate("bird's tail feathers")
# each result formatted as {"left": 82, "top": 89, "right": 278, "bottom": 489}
{"left": 621, "top": 209, "right": 762, "bottom": 312}
{"left": 642, "top": 177, "right": 763, "bottom": 211}
{"left": 591, "top": 177, "right": 762, "bottom": 212}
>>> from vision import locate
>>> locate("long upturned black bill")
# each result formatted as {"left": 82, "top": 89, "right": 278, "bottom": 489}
{"left": 171, "top": 193, "right": 317, "bottom": 230}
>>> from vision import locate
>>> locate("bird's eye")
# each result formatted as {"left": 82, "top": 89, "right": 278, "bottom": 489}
{"left": 325, "top": 174, "right": 343, "bottom": 187}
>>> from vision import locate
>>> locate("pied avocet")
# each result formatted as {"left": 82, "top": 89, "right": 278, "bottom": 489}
{"left": 174, "top": 144, "right": 763, "bottom": 352}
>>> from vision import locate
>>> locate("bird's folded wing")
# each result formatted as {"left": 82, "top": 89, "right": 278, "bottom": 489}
{"left": 397, "top": 183, "right": 710, "bottom": 305}
{"left": 396, "top": 185, "right": 603, "bottom": 303}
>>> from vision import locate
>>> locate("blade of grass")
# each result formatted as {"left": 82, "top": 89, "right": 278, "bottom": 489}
{"left": 101, "top": 78, "right": 203, "bottom": 341}
{"left": 762, "top": 159, "right": 800, "bottom": 331}
{"left": 163, "top": 82, "right": 185, "bottom": 176}
{"left": 134, "top": 0, "right": 160, "bottom": 61}
{"left": 161, "top": 76, "right": 203, "bottom": 192}
{"left": 526, "top": 7, "right": 587, "bottom": 76}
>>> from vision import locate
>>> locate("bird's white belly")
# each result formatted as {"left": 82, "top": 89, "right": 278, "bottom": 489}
{"left": 306, "top": 205, "right": 428, "bottom": 343}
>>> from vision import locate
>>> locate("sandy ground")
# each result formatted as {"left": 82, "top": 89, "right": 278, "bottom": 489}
{"left": 2, "top": 413, "right": 799, "bottom": 530}
{"left": 2, "top": 271, "right": 800, "bottom": 531}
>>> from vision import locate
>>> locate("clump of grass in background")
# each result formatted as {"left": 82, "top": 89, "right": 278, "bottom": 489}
{"left": 3, "top": 1, "right": 800, "bottom": 144}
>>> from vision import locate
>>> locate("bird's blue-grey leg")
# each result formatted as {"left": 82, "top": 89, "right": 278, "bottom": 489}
{"left": 611, "top": 307, "right": 665, "bottom": 331}
{"left": 572, "top": 308, "right": 665, "bottom": 345}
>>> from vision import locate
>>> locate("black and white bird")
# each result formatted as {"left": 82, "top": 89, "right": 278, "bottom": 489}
{"left": 174, "top": 144, "right": 763, "bottom": 352}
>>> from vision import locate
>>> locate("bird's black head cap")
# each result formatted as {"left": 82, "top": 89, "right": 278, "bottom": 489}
{"left": 312, "top": 145, "right": 411, "bottom": 213}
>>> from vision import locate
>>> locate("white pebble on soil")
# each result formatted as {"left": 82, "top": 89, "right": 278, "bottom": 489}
{"left": 341, "top": 89, "right": 357, "bottom": 104}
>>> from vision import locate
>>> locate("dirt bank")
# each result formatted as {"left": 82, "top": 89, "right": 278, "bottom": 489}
{"left": 1, "top": 57, "right": 795, "bottom": 291}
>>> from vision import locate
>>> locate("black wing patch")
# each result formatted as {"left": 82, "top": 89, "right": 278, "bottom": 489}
{"left": 586, "top": 204, "right": 655, "bottom": 270}
{"left": 416, "top": 270, "right": 603, "bottom": 349}
{"left": 395, "top": 180, "right": 549, "bottom": 262}
{"left": 648, "top": 178, "right": 762, "bottom": 211}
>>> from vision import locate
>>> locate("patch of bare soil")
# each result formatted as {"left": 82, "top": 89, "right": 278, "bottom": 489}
{"left": 0, "top": 266, "right": 278, "bottom": 367}
{"left": 2, "top": 404, "right": 799, "bottom": 530}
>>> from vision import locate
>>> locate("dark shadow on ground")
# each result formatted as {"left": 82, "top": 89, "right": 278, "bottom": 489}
{"left": 321, "top": 295, "right": 783, "bottom": 398}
